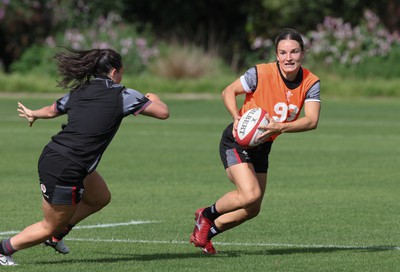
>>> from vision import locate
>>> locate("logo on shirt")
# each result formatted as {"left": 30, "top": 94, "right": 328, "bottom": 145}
{"left": 285, "top": 90, "right": 293, "bottom": 102}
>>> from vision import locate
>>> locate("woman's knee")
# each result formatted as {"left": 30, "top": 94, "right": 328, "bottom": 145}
{"left": 228, "top": 164, "right": 265, "bottom": 207}
{"left": 83, "top": 193, "right": 111, "bottom": 211}
{"left": 40, "top": 220, "right": 67, "bottom": 237}
{"left": 82, "top": 171, "right": 111, "bottom": 209}
{"left": 99, "top": 191, "right": 111, "bottom": 207}
{"left": 246, "top": 205, "right": 262, "bottom": 219}
{"left": 239, "top": 188, "right": 262, "bottom": 207}
{"left": 87, "top": 189, "right": 111, "bottom": 209}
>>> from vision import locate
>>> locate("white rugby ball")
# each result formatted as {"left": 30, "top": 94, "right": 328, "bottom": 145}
{"left": 236, "top": 108, "right": 269, "bottom": 147}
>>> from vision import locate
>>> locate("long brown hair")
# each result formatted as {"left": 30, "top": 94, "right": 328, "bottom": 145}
{"left": 54, "top": 47, "right": 122, "bottom": 90}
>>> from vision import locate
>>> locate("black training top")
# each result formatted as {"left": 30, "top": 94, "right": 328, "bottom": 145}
{"left": 46, "top": 76, "right": 151, "bottom": 173}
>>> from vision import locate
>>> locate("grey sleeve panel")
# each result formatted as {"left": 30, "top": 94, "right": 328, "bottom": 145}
{"left": 55, "top": 93, "right": 71, "bottom": 114}
{"left": 305, "top": 81, "right": 321, "bottom": 102}
{"left": 240, "top": 66, "right": 258, "bottom": 92}
{"left": 122, "top": 88, "right": 152, "bottom": 116}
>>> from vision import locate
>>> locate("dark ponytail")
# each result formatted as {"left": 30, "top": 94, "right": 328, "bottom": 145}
{"left": 54, "top": 47, "right": 122, "bottom": 90}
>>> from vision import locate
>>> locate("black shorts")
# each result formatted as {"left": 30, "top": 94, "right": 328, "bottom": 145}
{"left": 38, "top": 146, "right": 87, "bottom": 205}
{"left": 219, "top": 123, "right": 273, "bottom": 173}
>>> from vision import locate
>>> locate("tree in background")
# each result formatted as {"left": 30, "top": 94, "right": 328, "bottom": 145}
{"left": 246, "top": 0, "right": 400, "bottom": 47}
{"left": 121, "top": 0, "right": 251, "bottom": 71}
{"left": 0, "top": 0, "right": 124, "bottom": 73}
{"left": 0, "top": 0, "right": 53, "bottom": 72}
{"left": 120, "top": 0, "right": 400, "bottom": 70}
{"left": 1, "top": 0, "right": 399, "bottom": 73}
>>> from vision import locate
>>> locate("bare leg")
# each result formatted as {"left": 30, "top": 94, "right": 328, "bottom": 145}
{"left": 213, "top": 163, "right": 267, "bottom": 231}
{"left": 43, "top": 171, "right": 111, "bottom": 253}
{"left": 68, "top": 170, "right": 111, "bottom": 225}
{"left": 10, "top": 198, "right": 77, "bottom": 251}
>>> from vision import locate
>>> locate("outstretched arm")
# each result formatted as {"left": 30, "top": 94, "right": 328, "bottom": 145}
{"left": 140, "top": 93, "right": 169, "bottom": 119}
{"left": 17, "top": 102, "right": 61, "bottom": 127}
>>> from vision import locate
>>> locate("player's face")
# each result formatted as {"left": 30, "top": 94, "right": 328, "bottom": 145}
{"left": 276, "top": 39, "right": 304, "bottom": 80}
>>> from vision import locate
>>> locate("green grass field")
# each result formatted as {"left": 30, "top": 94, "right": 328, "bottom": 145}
{"left": 1, "top": 96, "right": 399, "bottom": 271}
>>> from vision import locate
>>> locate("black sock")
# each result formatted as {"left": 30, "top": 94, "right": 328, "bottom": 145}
{"left": 203, "top": 204, "right": 221, "bottom": 221}
{"left": 0, "top": 240, "right": 4, "bottom": 255}
{"left": 0, "top": 239, "right": 17, "bottom": 255}
{"left": 53, "top": 224, "right": 75, "bottom": 241}
{"left": 207, "top": 222, "right": 223, "bottom": 240}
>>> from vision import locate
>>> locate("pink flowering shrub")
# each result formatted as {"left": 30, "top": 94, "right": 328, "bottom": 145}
{"left": 12, "top": 12, "right": 158, "bottom": 75}
{"left": 248, "top": 9, "right": 400, "bottom": 78}
{"left": 308, "top": 9, "right": 400, "bottom": 66}
{"left": 52, "top": 13, "right": 159, "bottom": 74}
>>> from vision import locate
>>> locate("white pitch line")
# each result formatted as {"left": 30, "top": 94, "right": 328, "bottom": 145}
{"left": 1, "top": 220, "right": 399, "bottom": 251}
{"left": 64, "top": 238, "right": 400, "bottom": 251}
{"left": 73, "top": 220, "right": 161, "bottom": 229}
{"left": 0, "top": 220, "right": 160, "bottom": 236}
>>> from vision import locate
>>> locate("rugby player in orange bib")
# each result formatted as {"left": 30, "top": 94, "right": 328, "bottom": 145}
{"left": 190, "top": 28, "right": 321, "bottom": 254}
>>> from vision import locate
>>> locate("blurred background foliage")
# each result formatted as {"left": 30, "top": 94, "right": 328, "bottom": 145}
{"left": 0, "top": 0, "right": 399, "bottom": 96}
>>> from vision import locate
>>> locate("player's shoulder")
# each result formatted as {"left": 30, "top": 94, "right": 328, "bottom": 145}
{"left": 255, "top": 62, "right": 276, "bottom": 70}
{"left": 302, "top": 67, "right": 319, "bottom": 82}
{"left": 255, "top": 62, "right": 278, "bottom": 76}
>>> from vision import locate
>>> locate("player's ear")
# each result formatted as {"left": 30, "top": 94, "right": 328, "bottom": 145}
{"left": 108, "top": 68, "right": 117, "bottom": 79}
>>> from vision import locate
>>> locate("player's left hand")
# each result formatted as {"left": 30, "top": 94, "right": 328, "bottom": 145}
{"left": 257, "top": 114, "right": 281, "bottom": 140}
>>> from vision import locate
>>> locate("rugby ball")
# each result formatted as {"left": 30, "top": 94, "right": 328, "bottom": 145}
{"left": 236, "top": 108, "right": 269, "bottom": 147}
